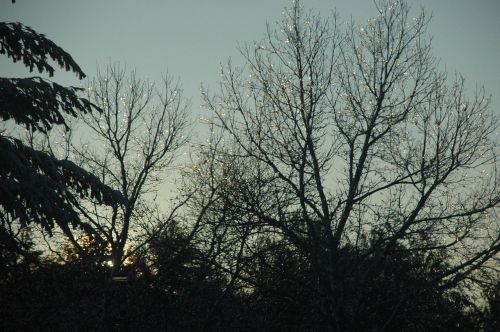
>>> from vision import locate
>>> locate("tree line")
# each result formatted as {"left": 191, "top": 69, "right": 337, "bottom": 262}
{"left": 1, "top": 1, "right": 499, "bottom": 331}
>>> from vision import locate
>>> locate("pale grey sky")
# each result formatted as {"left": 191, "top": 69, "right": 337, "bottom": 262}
{"left": 2, "top": 0, "right": 499, "bottom": 203}
{"left": 2, "top": 0, "right": 499, "bottom": 121}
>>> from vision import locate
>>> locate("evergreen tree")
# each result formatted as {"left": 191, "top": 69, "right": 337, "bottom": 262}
{"left": 0, "top": 21, "right": 124, "bottom": 247}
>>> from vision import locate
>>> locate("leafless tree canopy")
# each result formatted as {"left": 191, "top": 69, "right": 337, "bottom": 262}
{"left": 64, "top": 63, "right": 190, "bottom": 270}
{"left": 196, "top": 0, "right": 499, "bottom": 327}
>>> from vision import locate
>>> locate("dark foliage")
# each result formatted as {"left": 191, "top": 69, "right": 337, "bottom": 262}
{"left": 244, "top": 243, "right": 478, "bottom": 332}
{"left": 0, "top": 228, "right": 243, "bottom": 331}
{"left": 0, "top": 226, "right": 40, "bottom": 285}
{"left": 0, "top": 76, "right": 95, "bottom": 132}
{"left": 0, "top": 22, "right": 85, "bottom": 79}
{"left": 1, "top": 2, "right": 497, "bottom": 331}
{"left": 0, "top": 20, "right": 126, "bottom": 330}
{"left": 142, "top": 227, "right": 247, "bottom": 331}
{"left": 1, "top": 136, "right": 123, "bottom": 234}
{"left": 1, "top": 261, "right": 107, "bottom": 331}
{"left": 246, "top": 244, "right": 325, "bottom": 331}
{"left": 1, "top": 235, "right": 484, "bottom": 332}
{"left": 482, "top": 281, "right": 500, "bottom": 332}
{"left": 0, "top": 21, "right": 124, "bottom": 239}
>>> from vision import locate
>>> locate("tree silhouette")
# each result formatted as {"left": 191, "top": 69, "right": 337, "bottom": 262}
{"left": 2, "top": 2, "right": 498, "bottom": 331}
{"left": 0, "top": 22, "right": 124, "bottom": 259}
{"left": 198, "top": 0, "right": 500, "bottom": 330}
{"left": 45, "top": 63, "right": 191, "bottom": 274}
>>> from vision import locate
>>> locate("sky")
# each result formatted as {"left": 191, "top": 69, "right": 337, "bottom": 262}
{"left": 1, "top": 0, "right": 499, "bottom": 204}
{"left": 2, "top": 0, "right": 500, "bottom": 118}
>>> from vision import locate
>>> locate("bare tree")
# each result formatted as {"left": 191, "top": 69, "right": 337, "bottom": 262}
{"left": 63, "top": 63, "right": 190, "bottom": 273}
{"left": 199, "top": 0, "right": 499, "bottom": 330}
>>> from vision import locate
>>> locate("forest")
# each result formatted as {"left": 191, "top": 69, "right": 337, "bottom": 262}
{"left": 1, "top": 1, "right": 499, "bottom": 331}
